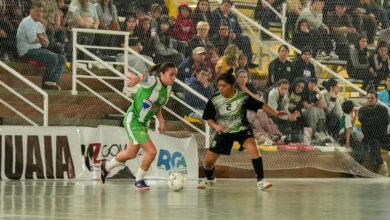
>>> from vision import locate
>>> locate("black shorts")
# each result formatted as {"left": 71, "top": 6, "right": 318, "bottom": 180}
{"left": 209, "top": 129, "right": 254, "bottom": 155}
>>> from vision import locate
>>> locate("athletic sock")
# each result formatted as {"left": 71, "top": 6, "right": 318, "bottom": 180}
{"left": 252, "top": 157, "right": 264, "bottom": 181}
{"left": 204, "top": 166, "right": 215, "bottom": 180}
{"left": 136, "top": 168, "right": 147, "bottom": 181}
{"left": 105, "top": 158, "right": 123, "bottom": 171}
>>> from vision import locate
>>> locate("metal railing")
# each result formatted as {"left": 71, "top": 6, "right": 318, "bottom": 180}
{"left": 71, "top": 28, "right": 211, "bottom": 148}
{"left": 0, "top": 61, "right": 48, "bottom": 126}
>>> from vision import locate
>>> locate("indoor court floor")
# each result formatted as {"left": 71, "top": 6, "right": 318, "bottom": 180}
{"left": 1, "top": 178, "right": 390, "bottom": 220}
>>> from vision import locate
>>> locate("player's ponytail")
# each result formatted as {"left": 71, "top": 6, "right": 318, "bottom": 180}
{"left": 217, "top": 68, "right": 236, "bottom": 85}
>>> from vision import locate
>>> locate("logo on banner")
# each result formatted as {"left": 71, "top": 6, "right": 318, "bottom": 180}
{"left": 157, "top": 149, "right": 187, "bottom": 173}
{"left": 83, "top": 142, "right": 128, "bottom": 170}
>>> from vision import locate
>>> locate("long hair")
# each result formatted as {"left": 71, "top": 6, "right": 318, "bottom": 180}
{"left": 78, "top": 0, "right": 89, "bottom": 12}
{"left": 99, "top": 0, "right": 113, "bottom": 14}
{"left": 217, "top": 69, "right": 235, "bottom": 85}
{"left": 150, "top": 62, "right": 176, "bottom": 76}
{"left": 223, "top": 44, "right": 240, "bottom": 67}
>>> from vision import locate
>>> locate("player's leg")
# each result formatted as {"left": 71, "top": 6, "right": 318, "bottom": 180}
{"left": 134, "top": 139, "right": 157, "bottom": 190}
{"left": 243, "top": 137, "right": 272, "bottom": 190}
{"left": 198, "top": 151, "right": 220, "bottom": 189}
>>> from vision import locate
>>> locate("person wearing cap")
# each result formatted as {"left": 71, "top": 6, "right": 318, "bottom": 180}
{"left": 290, "top": 46, "right": 316, "bottom": 83}
{"left": 177, "top": 46, "right": 207, "bottom": 85}
{"left": 172, "top": 3, "right": 196, "bottom": 42}
{"left": 211, "top": 0, "right": 257, "bottom": 68}
{"left": 325, "top": 0, "right": 357, "bottom": 60}
{"left": 296, "top": 0, "right": 337, "bottom": 59}
{"left": 152, "top": 15, "right": 185, "bottom": 66}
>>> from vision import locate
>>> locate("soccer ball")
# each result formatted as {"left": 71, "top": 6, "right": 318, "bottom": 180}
{"left": 167, "top": 172, "right": 186, "bottom": 191}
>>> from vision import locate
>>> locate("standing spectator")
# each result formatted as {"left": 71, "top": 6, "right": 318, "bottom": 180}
{"left": 321, "top": 78, "right": 344, "bottom": 138}
{"left": 192, "top": 0, "right": 215, "bottom": 28}
{"left": 186, "top": 21, "right": 214, "bottom": 57}
{"left": 359, "top": 91, "right": 390, "bottom": 176}
{"left": 16, "top": 1, "right": 66, "bottom": 90}
{"left": 347, "top": 34, "right": 370, "bottom": 82}
{"left": 172, "top": 3, "right": 196, "bottom": 42}
{"left": 184, "top": 69, "right": 214, "bottom": 118}
{"left": 368, "top": 42, "right": 390, "bottom": 90}
{"left": 290, "top": 46, "right": 316, "bottom": 83}
{"left": 267, "top": 45, "right": 293, "bottom": 87}
{"left": 378, "top": 74, "right": 390, "bottom": 106}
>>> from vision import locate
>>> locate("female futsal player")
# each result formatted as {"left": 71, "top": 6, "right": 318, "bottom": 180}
{"left": 101, "top": 62, "right": 177, "bottom": 190}
{"left": 199, "top": 70, "right": 287, "bottom": 190}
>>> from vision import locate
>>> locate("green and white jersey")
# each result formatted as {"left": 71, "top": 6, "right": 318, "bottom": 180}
{"left": 128, "top": 75, "right": 171, "bottom": 125}
{"left": 203, "top": 90, "right": 264, "bottom": 133}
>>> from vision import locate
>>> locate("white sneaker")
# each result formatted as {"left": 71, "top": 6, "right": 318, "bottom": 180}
{"left": 197, "top": 177, "right": 216, "bottom": 189}
{"left": 378, "top": 162, "right": 389, "bottom": 176}
{"left": 257, "top": 180, "right": 272, "bottom": 190}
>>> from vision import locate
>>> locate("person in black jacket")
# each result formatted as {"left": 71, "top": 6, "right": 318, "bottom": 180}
{"left": 359, "top": 91, "right": 390, "bottom": 176}
{"left": 290, "top": 46, "right": 316, "bottom": 83}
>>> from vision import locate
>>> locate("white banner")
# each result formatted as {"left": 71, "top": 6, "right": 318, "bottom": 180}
{"left": 0, "top": 126, "right": 198, "bottom": 180}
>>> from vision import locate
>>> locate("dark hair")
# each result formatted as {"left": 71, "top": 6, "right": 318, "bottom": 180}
{"left": 289, "top": 77, "right": 306, "bottom": 94}
{"left": 217, "top": 69, "right": 235, "bottom": 85}
{"left": 221, "top": 0, "right": 233, "bottom": 5}
{"left": 366, "top": 91, "right": 378, "bottom": 98}
{"left": 377, "top": 41, "right": 389, "bottom": 52}
{"left": 278, "top": 45, "right": 290, "bottom": 53}
{"left": 322, "top": 78, "right": 338, "bottom": 91}
{"left": 342, "top": 100, "right": 354, "bottom": 114}
{"left": 297, "top": 19, "right": 309, "bottom": 29}
{"left": 150, "top": 62, "right": 176, "bottom": 76}
{"left": 125, "top": 13, "right": 137, "bottom": 23}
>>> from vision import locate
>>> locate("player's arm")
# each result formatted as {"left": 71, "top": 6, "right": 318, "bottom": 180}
{"left": 202, "top": 100, "right": 225, "bottom": 133}
{"left": 156, "top": 109, "right": 165, "bottom": 133}
{"left": 125, "top": 72, "right": 152, "bottom": 87}
{"left": 245, "top": 96, "right": 288, "bottom": 117}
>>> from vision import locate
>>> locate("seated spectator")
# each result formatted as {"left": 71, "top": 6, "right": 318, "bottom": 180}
{"left": 286, "top": 0, "right": 303, "bottom": 39}
{"left": 184, "top": 69, "right": 214, "bottom": 118}
{"left": 215, "top": 44, "right": 240, "bottom": 77}
{"left": 16, "top": 1, "right": 66, "bottom": 90}
{"left": 367, "top": 42, "right": 390, "bottom": 90}
{"left": 152, "top": 15, "right": 185, "bottom": 66}
{"left": 192, "top": 0, "right": 215, "bottom": 29}
{"left": 347, "top": 34, "right": 370, "bottom": 82}
{"left": 210, "top": 21, "right": 231, "bottom": 57}
{"left": 290, "top": 46, "right": 316, "bottom": 83}
{"left": 116, "top": 14, "right": 153, "bottom": 75}
{"left": 94, "top": 0, "right": 119, "bottom": 52}
{"left": 177, "top": 47, "right": 207, "bottom": 85}
{"left": 292, "top": 19, "right": 319, "bottom": 55}
{"left": 378, "top": 74, "right": 390, "bottom": 106}
{"left": 40, "top": 0, "right": 65, "bottom": 55}
{"left": 286, "top": 77, "right": 307, "bottom": 142}
{"left": 359, "top": 91, "right": 390, "bottom": 176}
{"left": 136, "top": 16, "right": 155, "bottom": 58}
{"left": 325, "top": 0, "right": 358, "bottom": 60}
{"left": 349, "top": 1, "right": 378, "bottom": 44}
{"left": 236, "top": 69, "right": 259, "bottom": 100}
{"left": 172, "top": 3, "right": 196, "bottom": 42}
{"left": 302, "top": 78, "right": 327, "bottom": 139}
{"left": 205, "top": 46, "right": 219, "bottom": 82}
{"left": 267, "top": 45, "right": 293, "bottom": 87}
{"left": 211, "top": 0, "right": 257, "bottom": 67}
{"left": 321, "top": 78, "right": 344, "bottom": 138}
{"left": 149, "top": 3, "right": 162, "bottom": 34}
{"left": 339, "top": 100, "right": 367, "bottom": 165}
{"left": 254, "top": 0, "right": 278, "bottom": 40}
{"left": 247, "top": 109, "right": 283, "bottom": 145}
{"left": 296, "top": 0, "right": 337, "bottom": 58}
{"left": 0, "top": 8, "right": 17, "bottom": 60}
{"left": 186, "top": 21, "right": 214, "bottom": 57}
{"left": 237, "top": 52, "right": 249, "bottom": 71}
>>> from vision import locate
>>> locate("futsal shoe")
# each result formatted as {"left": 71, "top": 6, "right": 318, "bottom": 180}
{"left": 197, "top": 177, "right": 216, "bottom": 189}
{"left": 134, "top": 180, "right": 150, "bottom": 191}
{"left": 257, "top": 180, "right": 272, "bottom": 190}
{"left": 100, "top": 161, "right": 109, "bottom": 184}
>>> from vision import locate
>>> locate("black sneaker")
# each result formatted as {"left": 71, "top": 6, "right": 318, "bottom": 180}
{"left": 100, "top": 161, "right": 109, "bottom": 184}
{"left": 134, "top": 180, "right": 150, "bottom": 191}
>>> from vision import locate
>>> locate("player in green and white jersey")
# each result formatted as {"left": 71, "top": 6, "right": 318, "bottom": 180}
{"left": 101, "top": 63, "right": 177, "bottom": 190}
{"left": 199, "top": 70, "right": 288, "bottom": 190}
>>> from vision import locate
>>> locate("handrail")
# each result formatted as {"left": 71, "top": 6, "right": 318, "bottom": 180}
{"left": 0, "top": 61, "right": 48, "bottom": 126}
{"left": 231, "top": 7, "right": 390, "bottom": 111}
{"left": 71, "top": 28, "right": 211, "bottom": 148}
